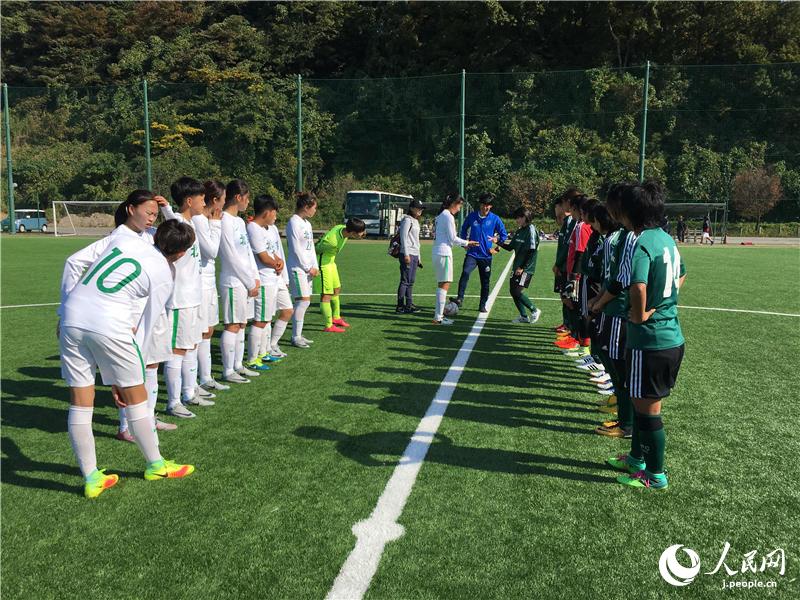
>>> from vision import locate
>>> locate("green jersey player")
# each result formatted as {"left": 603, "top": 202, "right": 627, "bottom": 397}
{"left": 499, "top": 207, "right": 541, "bottom": 323}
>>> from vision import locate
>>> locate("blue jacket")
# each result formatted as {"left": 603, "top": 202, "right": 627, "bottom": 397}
{"left": 460, "top": 210, "right": 508, "bottom": 260}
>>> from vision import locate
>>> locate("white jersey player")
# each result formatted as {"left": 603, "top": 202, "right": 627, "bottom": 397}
{"left": 285, "top": 193, "right": 319, "bottom": 348}
{"left": 60, "top": 213, "right": 196, "bottom": 499}
{"left": 432, "top": 196, "right": 477, "bottom": 324}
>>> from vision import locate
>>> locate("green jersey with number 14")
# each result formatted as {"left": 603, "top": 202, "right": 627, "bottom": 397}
{"left": 627, "top": 227, "right": 686, "bottom": 350}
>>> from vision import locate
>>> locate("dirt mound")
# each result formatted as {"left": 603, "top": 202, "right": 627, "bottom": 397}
{"left": 58, "top": 212, "right": 115, "bottom": 229}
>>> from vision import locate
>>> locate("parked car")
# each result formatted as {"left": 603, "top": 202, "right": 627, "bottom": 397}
{"left": 1, "top": 209, "right": 49, "bottom": 233}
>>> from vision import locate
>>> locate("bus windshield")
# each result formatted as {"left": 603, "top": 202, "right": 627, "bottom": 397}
{"left": 345, "top": 192, "right": 381, "bottom": 219}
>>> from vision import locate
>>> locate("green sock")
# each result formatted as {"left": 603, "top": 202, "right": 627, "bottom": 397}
{"left": 331, "top": 295, "right": 341, "bottom": 319}
{"left": 616, "top": 386, "right": 633, "bottom": 430}
{"left": 629, "top": 412, "right": 643, "bottom": 461}
{"left": 321, "top": 301, "right": 333, "bottom": 328}
{"left": 512, "top": 297, "right": 527, "bottom": 317}
{"left": 519, "top": 292, "right": 535, "bottom": 312}
{"left": 643, "top": 415, "right": 666, "bottom": 475}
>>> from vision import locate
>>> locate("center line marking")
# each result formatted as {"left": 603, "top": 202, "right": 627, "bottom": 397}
{"left": 325, "top": 255, "right": 515, "bottom": 600}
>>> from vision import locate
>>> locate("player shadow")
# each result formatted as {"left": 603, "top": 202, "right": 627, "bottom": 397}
{"left": 294, "top": 426, "right": 613, "bottom": 484}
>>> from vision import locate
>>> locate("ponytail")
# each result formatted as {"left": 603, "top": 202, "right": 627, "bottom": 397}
{"left": 114, "top": 189, "right": 155, "bottom": 227}
{"left": 439, "top": 194, "right": 464, "bottom": 214}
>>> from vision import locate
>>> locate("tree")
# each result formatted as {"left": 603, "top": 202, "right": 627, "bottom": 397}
{"left": 731, "top": 167, "right": 783, "bottom": 234}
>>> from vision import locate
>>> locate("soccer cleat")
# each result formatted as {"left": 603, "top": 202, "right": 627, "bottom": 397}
{"left": 596, "top": 381, "right": 615, "bottom": 391}
{"left": 258, "top": 353, "right": 282, "bottom": 363}
{"left": 563, "top": 347, "right": 590, "bottom": 357}
{"left": 433, "top": 318, "right": 454, "bottom": 326}
{"left": 407, "top": 304, "right": 422, "bottom": 313}
{"left": 449, "top": 297, "right": 463, "bottom": 307}
{"left": 511, "top": 316, "right": 530, "bottom": 324}
{"left": 598, "top": 405, "right": 618, "bottom": 415}
{"left": 84, "top": 469, "right": 119, "bottom": 499}
{"left": 245, "top": 360, "right": 271, "bottom": 371}
{"left": 184, "top": 396, "right": 215, "bottom": 407}
{"left": 323, "top": 325, "right": 346, "bottom": 333}
{"left": 555, "top": 337, "right": 579, "bottom": 349}
{"left": 222, "top": 371, "right": 250, "bottom": 384}
{"left": 478, "top": 305, "right": 488, "bottom": 313}
{"left": 530, "top": 308, "right": 542, "bottom": 323}
{"left": 291, "top": 337, "right": 310, "bottom": 348}
{"left": 200, "top": 378, "right": 230, "bottom": 391}
{"left": 115, "top": 429, "right": 135, "bottom": 443}
{"left": 238, "top": 366, "right": 260, "bottom": 377}
{"left": 395, "top": 305, "right": 407, "bottom": 314}
{"left": 270, "top": 345, "right": 288, "bottom": 358}
{"left": 196, "top": 386, "right": 216, "bottom": 399}
{"left": 166, "top": 404, "right": 196, "bottom": 418}
{"left": 574, "top": 355, "right": 596, "bottom": 365}
{"left": 577, "top": 362, "right": 605, "bottom": 372}
{"left": 300, "top": 336, "right": 314, "bottom": 345}
{"left": 554, "top": 324, "right": 568, "bottom": 333}
{"left": 595, "top": 424, "right": 630, "bottom": 438}
{"left": 597, "top": 388, "right": 615, "bottom": 396}
{"left": 607, "top": 454, "right": 645, "bottom": 474}
{"left": 144, "top": 459, "right": 195, "bottom": 481}
{"left": 590, "top": 373, "right": 611, "bottom": 384}
{"left": 580, "top": 337, "right": 591, "bottom": 347}
{"left": 155, "top": 418, "right": 177, "bottom": 431}
{"left": 597, "top": 394, "right": 617, "bottom": 407}
{"left": 332, "top": 318, "right": 350, "bottom": 328}
{"left": 617, "top": 470, "right": 668, "bottom": 490}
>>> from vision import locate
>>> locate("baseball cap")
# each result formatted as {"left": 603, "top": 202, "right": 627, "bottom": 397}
{"left": 409, "top": 199, "right": 425, "bottom": 210}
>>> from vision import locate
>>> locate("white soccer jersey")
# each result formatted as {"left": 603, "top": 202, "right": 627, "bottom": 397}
{"left": 247, "top": 221, "right": 278, "bottom": 284}
{"left": 192, "top": 214, "right": 222, "bottom": 290}
{"left": 218, "top": 211, "right": 259, "bottom": 290}
{"left": 433, "top": 210, "right": 469, "bottom": 257}
{"left": 61, "top": 234, "right": 174, "bottom": 353}
{"left": 266, "top": 224, "right": 290, "bottom": 284}
{"left": 160, "top": 208, "right": 202, "bottom": 308}
{"left": 285, "top": 214, "right": 317, "bottom": 273}
{"left": 59, "top": 224, "right": 154, "bottom": 321}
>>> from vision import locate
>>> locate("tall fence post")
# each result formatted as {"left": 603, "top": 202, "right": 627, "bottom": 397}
{"left": 458, "top": 69, "right": 466, "bottom": 226}
{"left": 296, "top": 74, "right": 303, "bottom": 192}
{"left": 638, "top": 60, "right": 651, "bottom": 182}
{"left": 142, "top": 79, "right": 153, "bottom": 190}
{"left": 2, "top": 83, "right": 15, "bottom": 235}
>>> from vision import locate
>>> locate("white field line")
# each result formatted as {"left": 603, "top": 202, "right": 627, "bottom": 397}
{"left": 1, "top": 297, "right": 798, "bottom": 318}
{"left": 325, "top": 255, "right": 516, "bottom": 600}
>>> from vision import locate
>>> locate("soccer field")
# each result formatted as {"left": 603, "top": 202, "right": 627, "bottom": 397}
{"left": 1, "top": 236, "right": 799, "bottom": 599}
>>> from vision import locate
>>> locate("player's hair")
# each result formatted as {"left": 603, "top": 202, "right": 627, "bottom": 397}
{"left": 203, "top": 179, "right": 226, "bottom": 207}
{"left": 253, "top": 194, "right": 279, "bottom": 216}
{"left": 581, "top": 197, "right": 600, "bottom": 216}
{"left": 170, "top": 177, "right": 205, "bottom": 207}
{"left": 569, "top": 193, "right": 589, "bottom": 211}
{"left": 512, "top": 206, "right": 532, "bottom": 224}
{"left": 223, "top": 179, "right": 250, "bottom": 209}
{"left": 557, "top": 187, "right": 582, "bottom": 205}
{"left": 439, "top": 194, "right": 464, "bottom": 214}
{"left": 114, "top": 189, "right": 156, "bottom": 227}
{"left": 345, "top": 217, "right": 366, "bottom": 233}
{"left": 620, "top": 180, "right": 665, "bottom": 230}
{"left": 295, "top": 191, "right": 317, "bottom": 212}
{"left": 604, "top": 182, "right": 630, "bottom": 220}
{"left": 154, "top": 219, "right": 195, "bottom": 256}
{"left": 478, "top": 192, "right": 495, "bottom": 205}
{"left": 590, "top": 203, "right": 617, "bottom": 233}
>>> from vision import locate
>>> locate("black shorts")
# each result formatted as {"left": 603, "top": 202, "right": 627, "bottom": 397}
{"left": 626, "top": 345, "right": 685, "bottom": 399}
{"left": 553, "top": 272, "right": 566, "bottom": 293}
{"left": 511, "top": 271, "right": 533, "bottom": 289}
{"left": 600, "top": 314, "right": 627, "bottom": 360}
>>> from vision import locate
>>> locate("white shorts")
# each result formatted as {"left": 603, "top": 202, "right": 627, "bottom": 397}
{"left": 221, "top": 285, "right": 254, "bottom": 324}
{"left": 702, "top": 232, "right": 711, "bottom": 240}
{"left": 199, "top": 286, "right": 219, "bottom": 329}
{"left": 434, "top": 254, "right": 453, "bottom": 283}
{"left": 167, "top": 306, "right": 203, "bottom": 350}
{"left": 60, "top": 326, "right": 145, "bottom": 388}
{"left": 143, "top": 312, "right": 173, "bottom": 365}
{"left": 289, "top": 269, "right": 313, "bottom": 299}
{"left": 256, "top": 279, "right": 293, "bottom": 321}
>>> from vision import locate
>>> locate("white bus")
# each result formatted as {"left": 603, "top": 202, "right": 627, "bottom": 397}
{"left": 343, "top": 190, "right": 414, "bottom": 236}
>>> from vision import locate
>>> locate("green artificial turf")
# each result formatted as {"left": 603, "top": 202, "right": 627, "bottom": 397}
{"left": 2, "top": 235, "right": 799, "bottom": 599}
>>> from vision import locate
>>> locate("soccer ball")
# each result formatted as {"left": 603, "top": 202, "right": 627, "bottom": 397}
{"left": 443, "top": 301, "right": 459, "bottom": 317}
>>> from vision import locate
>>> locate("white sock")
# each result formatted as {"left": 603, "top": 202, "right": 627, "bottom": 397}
{"left": 235, "top": 329, "right": 246, "bottom": 370}
{"left": 197, "top": 338, "right": 212, "bottom": 383}
{"left": 181, "top": 348, "right": 198, "bottom": 400}
{"left": 293, "top": 300, "right": 310, "bottom": 339}
{"left": 145, "top": 367, "right": 159, "bottom": 432}
{"left": 248, "top": 325, "right": 263, "bottom": 362}
{"left": 118, "top": 408, "right": 128, "bottom": 433}
{"left": 259, "top": 323, "right": 272, "bottom": 356}
{"left": 220, "top": 330, "right": 236, "bottom": 376}
{"left": 126, "top": 401, "right": 162, "bottom": 464}
{"left": 164, "top": 355, "right": 183, "bottom": 409}
{"left": 435, "top": 288, "right": 447, "bottom": 321}
{"left": 272, "top": 319, "right": 289, "bottom": 349}
{"left": 68, "top": 406, "right": 96, "bottom": 478}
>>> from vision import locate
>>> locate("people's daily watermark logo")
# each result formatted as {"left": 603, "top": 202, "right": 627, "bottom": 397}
{"left": 659, "top": 543, "right": 788, "bottom": 590}
{"left": 659, "top": 544, "right": 701, "bottom": 587}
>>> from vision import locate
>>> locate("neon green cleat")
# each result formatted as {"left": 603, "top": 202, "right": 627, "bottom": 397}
{"left": 617, "top": 470, "right": 668, "bottom": 490}
{"left": 84, "top": 468, "right": 119, "bottom": 499}
{"left": 144, "top": 459, "right": 195, "bottom": 481}
{"left": 606, "top": 453, "right": 645, "bottom": 473}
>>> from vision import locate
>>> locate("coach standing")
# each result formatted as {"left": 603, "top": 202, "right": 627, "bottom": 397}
{"left": 450, "top": 193, "right": 507, "bottom": 313}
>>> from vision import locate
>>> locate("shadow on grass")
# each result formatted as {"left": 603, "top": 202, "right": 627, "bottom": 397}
{"left": 295, "top": 426, "right": 613, "bottom": 484}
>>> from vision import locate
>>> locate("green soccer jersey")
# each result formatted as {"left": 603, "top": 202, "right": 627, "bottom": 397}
{"left": 505, "top": 224, "right": 539, "bottom": 274}
{"left": 579, "top": 231, "right": 601, "bottom": 278}
{"left": 626, "top": 227, "right": 686, "bottom": 350}
{"left": 602, "top": 228, "right": 629, "bottom": 318}
{"left": 555, "top": 215, "right": 575, "bottom": 270}
{"left": 586, "top": 233, "right": 605, "bottom": 282}
{"left": 316, "top": 224, "right": 347, "bottom": 266}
